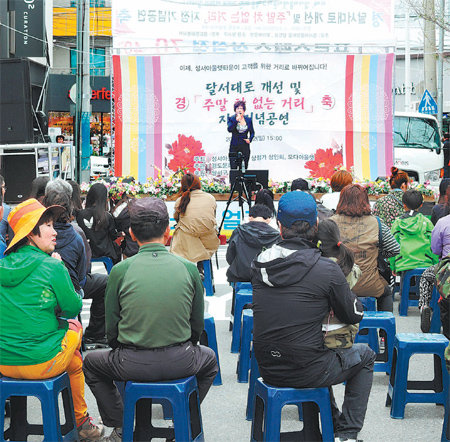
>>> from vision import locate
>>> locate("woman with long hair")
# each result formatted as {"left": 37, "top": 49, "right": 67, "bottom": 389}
{"left": 331, "top": 184, "right": 400, "bottom": 311}
{"left": 317, "top": 218, "right": 361, "bottom": 349}
{"left": 76, "top": 182, "right": 121, "bottom": 263}
{"left": 170, "top": 173, "right": 219, "bottom": 264}
{"left": 372, "top": 167, "right": 409, "bottom": 228}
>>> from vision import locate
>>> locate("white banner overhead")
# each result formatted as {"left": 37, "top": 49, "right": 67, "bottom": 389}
{"left": 112, "top": 0, "right": 395, "bottom": 54}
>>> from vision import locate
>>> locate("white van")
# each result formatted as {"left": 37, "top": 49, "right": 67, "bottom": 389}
{"left": 393, "top": 112, "right": 442, "bottom": 186}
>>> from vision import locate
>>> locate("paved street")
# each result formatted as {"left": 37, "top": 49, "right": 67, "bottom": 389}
{"left": 5, "top": 245, "right": 446, "bottom": 441}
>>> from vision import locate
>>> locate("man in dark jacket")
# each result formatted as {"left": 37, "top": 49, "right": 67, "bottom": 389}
{"left": 226, "top": 204, "right": 280, "bottom": 282}
{"left": 44, "top": 179, "right": 108, "bottom": 347}
{"left": 251, "top": 191, "right": 375, "bottom": 442}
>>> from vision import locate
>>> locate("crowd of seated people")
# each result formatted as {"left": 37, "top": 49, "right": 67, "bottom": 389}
{"left": 0, "top": 170, "right": 448, "bottom": 442}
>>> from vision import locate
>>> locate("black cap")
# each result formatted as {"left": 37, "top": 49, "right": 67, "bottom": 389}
{"left": 129, "top": 197, "right": 169, "bottom": 223}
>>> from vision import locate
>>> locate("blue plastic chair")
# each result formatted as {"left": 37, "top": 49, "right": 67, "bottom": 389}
{"left": 202, "top": 313, "right": 222, "bottom": 386}
{"left": 237, "top": 309, "right": 253, "bottom": 383}
{"left": 430, "top": 287, "right": 442, "bottom": 334}
{"left": 246, "top": 348, "right": 302, "bottom": 422}
{"left": 201, "top": 259, "right": 214, "bottom": 296}
{"left": 91, "top": 256, "right": 114, "bottom": 274}
{"left": 251, "top": 379, "right": 334, "bottom": 442}
{"left": 355, "top": 311, "right": 396, "bottom": 374}
{"left": 358, "top": 296, "right": 377, "bottom": 311}
{"left": 386, "top": 333, "right": 449, "bottom": 419}
{"left": 0, "top": 373, "right": 78, "bottom": 442}
{"left": 231, "top": 288, "right": 252, "bottom": 353}
{"left": 122, "top": 376, "right": 204, "bottom": 442}
{"left": 399, "top": 268, "right": 425, "bottom": 316}
{"left": 246, "top": 346, "right": 260, "bottom": 421}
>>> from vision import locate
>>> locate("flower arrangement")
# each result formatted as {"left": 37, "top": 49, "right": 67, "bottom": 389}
{"left": 81, "top": 173, "right": 436, "bottom": 199}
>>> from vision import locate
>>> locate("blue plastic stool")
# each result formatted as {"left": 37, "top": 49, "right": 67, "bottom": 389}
{"left": 235, "top": 282, "right": 252, "bottom": 292}
{"left": 399, "top": 268, "right": 425, "bottom": 316}
{"left": 0, "top": 373, "right": 78, "bottom": 441}
{"left": 201, "top": 259, "right": 214, "bottom": 296}
{"left": 201, "top": 313, "right": 222, "bottom": 386}
{"left": 251, "top": 379, "right": 333, "bottom": 442}
{"left": 358, "top": 296, "right": 377, "bottom": 311}
{"left": 91, "top": 256, "right": 114, "bottom": 274}
{"left": 246, "top": 346, "right": 260, "bottom": 421}
{"left": 430, "top": 287, "right": 442, "bottom": 334}
{"left": 246, "top": 349, "right": 302, "bottom": 422}
{"left": 231, "top": 289, "right": 252, "bottom": 353}
{"left": 355, "top": 312, "right": 396, "bottom": 374}
{"left": 237, "top": 309, "right": 253, "bottom": 383}
{"left": 386, "top": 333, "right": 449, "bottom": 419}
{"left": 122, "top": 376, "right": 204, "bottom": 441}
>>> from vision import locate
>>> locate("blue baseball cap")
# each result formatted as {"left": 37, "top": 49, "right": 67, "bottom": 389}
{"left": 277, "top": 191, "right": 318, "bottom": 227}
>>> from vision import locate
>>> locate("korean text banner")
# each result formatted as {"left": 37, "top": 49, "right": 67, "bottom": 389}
{"left": 112, "top": 52, "right": 394, "bottom": 183}
{"left": 112, "top": 0, "right": 395, "bottom": 53}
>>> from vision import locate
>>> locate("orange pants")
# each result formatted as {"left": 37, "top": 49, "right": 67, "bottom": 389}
{"left": 0, "top": 320, "right": 87, "bottom": 425}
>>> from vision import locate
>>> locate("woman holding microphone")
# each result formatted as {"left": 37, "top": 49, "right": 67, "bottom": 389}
{"left": 227, "top": 100, "right": 255, "bottom": 170}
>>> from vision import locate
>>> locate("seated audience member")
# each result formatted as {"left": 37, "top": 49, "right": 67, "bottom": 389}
{"left": 76, "top": 182, "right": 121, "bottom": 264}
{"left": 431, "top": 178, "right": 450, "bottom": 225}
{"left": 44, "top": 180, "right": 108, "bottom": 347}
{"left": 373, "top": 167, "right": 409, "bottom": 228}
{"left": 251, "top": 191, "right": 374, "bottom": 442}
{"left": 254, "top": 188, "right": 276, "bottom": 217}
{"left": 419, "top": 206, "right": 450, "bottom": 332}
{"left": 29, "top": 176, "right": 50, "bottom": 203}
{"left": 0, "top": 175, "right": 11, "bottom": 246}
{"left": 318, "top": 219, "right": 361, "bottom": 349}
{"left": 83, "top": 198, "right": 218, "bottom": 442}
{"left": 320, "top": 170, "right": 353, "bottom": 212}
{"left": 332, "top": 184, "right": 400, "bottom": 312}
{"left": 0, "top": 199, "right": 104, "bottom": 440}
{"left": 112, "top": 194, "right": 139, "bottom": 258}
{"left": 226, "top": 203, "right": 280, "bottom": 283}
{"left": 291, "top": 177, "right": 333, "bottom": 220}
{"left": 390, "top": 190, "right": 438, "bottom": 275}
{"left": 170, "top": 173, "right": 220, "bottom": 265}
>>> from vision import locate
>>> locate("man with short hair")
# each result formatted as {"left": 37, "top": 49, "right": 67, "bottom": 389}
{"left": 83, "top": 197, "right": 218, "bottom": 441}
{"left": 226, "top": 203, "right": 280, "bottom": 283}
{"left": 0, "top": 199, "right": 104, "bottom": 440}
{"left": 291, "top": 176, "right": 333, "bottom": 220}
{"left": 251, "top": 191, "right": 375, "bottom": 442}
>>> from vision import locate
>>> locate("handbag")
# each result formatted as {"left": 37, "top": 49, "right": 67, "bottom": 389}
{"left": 376, "top": 216, "right": 392, "bottom": 283}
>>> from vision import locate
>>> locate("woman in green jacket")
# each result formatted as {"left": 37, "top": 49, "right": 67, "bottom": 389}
{"left": 0, "top": 198, "right": 104, "bottom": 441}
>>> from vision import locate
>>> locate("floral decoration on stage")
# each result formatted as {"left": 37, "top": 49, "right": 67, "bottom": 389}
{"left": 167, "top": 134, "right": 205, "bottom": 173}
{"left": 305, "top": 148, "right": 344, "bottom": 179}
{"left": 82, "top": 169, "right": 436, "bottom": 201}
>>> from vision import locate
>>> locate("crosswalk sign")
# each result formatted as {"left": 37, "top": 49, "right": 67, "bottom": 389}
{"left": 418, "top": 89, "right": 438, "bottom": 114}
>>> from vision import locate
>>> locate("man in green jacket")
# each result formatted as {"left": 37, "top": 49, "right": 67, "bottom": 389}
{"left": 0, "top": 198, "right": 104, "bottom": 441}
{"left": 83, "top": 197, "right": 218, "bottom": 442}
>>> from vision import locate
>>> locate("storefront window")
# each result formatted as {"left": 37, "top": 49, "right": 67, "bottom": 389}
{"left": 70, "top": 48, "right": 106, "bottom": 76}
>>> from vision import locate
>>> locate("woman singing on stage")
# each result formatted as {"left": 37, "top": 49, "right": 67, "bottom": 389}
{"left": 227, "top": 100, "right": 255, "bottom": 170}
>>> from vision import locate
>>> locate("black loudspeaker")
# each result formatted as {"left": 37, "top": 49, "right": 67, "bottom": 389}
{"left": 229, "top": 169, "right": 269, "bottom": 193}
{"left": 0, "top": 154, "right": 36, "bottom": 203}
{"left": 0, "top": 58, "right": 33, "bottom": 143}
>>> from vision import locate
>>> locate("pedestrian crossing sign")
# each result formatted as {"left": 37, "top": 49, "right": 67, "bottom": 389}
{"left": 418, "top": 89, "right": 438, "bottom": 114}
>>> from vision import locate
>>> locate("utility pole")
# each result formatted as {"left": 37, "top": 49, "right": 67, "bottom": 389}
{"left": 437, "top": 0, "right": 445, "bottom": 133}
{"left": 405, "top": 7, "right": 411, "bottom": 111}
{"left": 75, "top": 0, "right": 91, "bottom": 183}
{"left": 423, "top": 0, "right": 437, "bottom": 105}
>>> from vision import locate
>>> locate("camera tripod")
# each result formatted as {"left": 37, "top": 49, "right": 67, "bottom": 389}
{"left": 218, "top": 169, "right": 252, "bottom": 234}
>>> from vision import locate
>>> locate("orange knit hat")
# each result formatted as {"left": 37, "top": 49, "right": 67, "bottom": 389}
{"left": 6, "top": 198, "right": 65, "bottom": 252}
